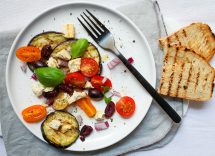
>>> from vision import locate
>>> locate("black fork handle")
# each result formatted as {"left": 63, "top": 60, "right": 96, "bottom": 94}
{"left": 117, "top": 53, "right": 181, "bottom": 123}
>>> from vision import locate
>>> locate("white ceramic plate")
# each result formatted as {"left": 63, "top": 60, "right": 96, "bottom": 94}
{"left": 6, "top": 2, "right": 156, "bottom": 151}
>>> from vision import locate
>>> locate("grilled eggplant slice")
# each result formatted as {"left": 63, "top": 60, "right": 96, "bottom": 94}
{"left": 28, "top": 32, "right": 67, "bottom": 72}
{"left": 52, "top": 40, "right": 102, "bottom": 74}
{"left": 28, "top": 31, "right": 67, "bottom": 50}
{"left": 41, "top": 111, "right": 79, "bottom": 148}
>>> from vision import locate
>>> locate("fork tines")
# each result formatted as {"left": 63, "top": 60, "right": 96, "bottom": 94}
{"left": 78, "top": 9, "right": 109, "bottom": 41}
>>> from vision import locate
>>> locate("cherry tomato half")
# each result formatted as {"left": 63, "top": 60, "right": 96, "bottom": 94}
{"left": 91, "top": 75, "right": 112, "bottom": 92}
{"left": 16, "top": 46, "right": 41, "bottom": 62}
{"left": 22, "top": 105, "right": 47, "bottom": 123}
{"left": 80, "top": 58, "right": 99, "bottom": 77}
{"left": 64, "top": 72, "right": 85, "bottom": 88}
{"left": 116, "top": 96, "right": 135, "bottom": 118}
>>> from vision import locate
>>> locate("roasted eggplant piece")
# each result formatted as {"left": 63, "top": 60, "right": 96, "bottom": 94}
{"left": 28, "top": 32, "right": 67, "bottom": 72}
{"left": 53, "top": 92, "right": 69, "bottom": 110}
{"left": 41, "top": 111, "right": 79, "bottom": 148}
{"left": 28, "top": 31, "right": 67, "bottom": 50}
{"left": 52, "top": 40, "right": 102, "bottom": 74}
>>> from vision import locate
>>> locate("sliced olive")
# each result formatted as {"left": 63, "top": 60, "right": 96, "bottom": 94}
{"left": 88, "top": 88, "right": 103, "bottom": 100}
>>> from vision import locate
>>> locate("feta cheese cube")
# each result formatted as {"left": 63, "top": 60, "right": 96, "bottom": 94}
{"left": 84, "top": 81, "right": 93, "bottom": 89}
{"left": 63, "top": 24, "right": 75, "bottom": 38}
{"left": 47, "top": 57, "right": 59, "bottom": 68}
{"left": 55, "top": 49, "right": 71, "bottom": 61}
{"left": 68, "top": 91, "right": 87, "bottom": 104}
{"left": 49, "top": 120, "right": 61, "bottom": 130}
{"left": 95, "top": 110, "right": 104, "bottom": 121}
{"left": 32, "top": 82, "right": 45, "bottom": 96}
{"left": 68, "top": 58, "right": 81, "bottom": 73}
{"left": 43, "top": 87, "right": 54, "bottom": 92}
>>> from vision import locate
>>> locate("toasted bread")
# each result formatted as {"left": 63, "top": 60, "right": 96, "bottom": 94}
{"left": 158, "top": 45, "right": 215, "bottom": 101}
{"left": 159, "top": 23, "right": 215, "bottom": 61}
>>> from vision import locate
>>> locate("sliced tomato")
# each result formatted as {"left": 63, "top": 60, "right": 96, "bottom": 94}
{"left": 116, "top": 96, "right": 135, "bottom": 118}
{"left": 91, "top": 75, "right": 112, "bottom": 92}
{"left": 22, "top": 105, "right": 47, "bottom": 123}
{"left": 64, "top": 72, "right": 85, "bottom": 88}
{"left": 80, "top": 58, "right": 99, "bottom": 77}
{"left": 16, "top": 46, "right": 41, "bottom": 62}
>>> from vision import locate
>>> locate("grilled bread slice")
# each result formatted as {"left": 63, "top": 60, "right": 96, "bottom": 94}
{"left": 159, "top": 23, "right": 215, "bottom": 61}
{"left": 158, "top": 45, "right": 215, "bottom": 101}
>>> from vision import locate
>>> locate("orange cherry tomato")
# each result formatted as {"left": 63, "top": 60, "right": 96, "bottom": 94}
{"left": 22, "top": 105, "right": 47, "bottom": 123}
{"left": 64, "top": 72, "right": 86, "bottom": 88}
{"left": 16, "top": 46, "right": 41, "bottom": 62}
{"left": 116, "top": 96, "right": 135, "bottom": 118}
{"left": 80, "top": 58, "right": 99, "bottom": 77}
{"left": 91, "top": 75, "right": 112, "bottom": 92}
{"left": 76, "top": 96, "right": 96, "bottom": 117}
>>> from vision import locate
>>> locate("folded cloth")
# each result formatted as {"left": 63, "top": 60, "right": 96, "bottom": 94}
{"left": 0, "top": 0, "right": 184, "bottom": 155}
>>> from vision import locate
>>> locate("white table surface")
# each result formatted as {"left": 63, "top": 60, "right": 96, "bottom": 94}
{"left": 1, "top": 0, "right": 215, "bottom": 155}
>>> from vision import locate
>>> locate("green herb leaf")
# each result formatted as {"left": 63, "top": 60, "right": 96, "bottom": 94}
{"left": 35, "top": 67, "right": 65, "bottom": 87}
{"left": 104, "top": 95, "right": 112, "bottom": 104}
{"left": 103, "top": 86, "right": 110, "bottom": 94}
{"left": 71, "top": 38, "right": 89, "bottom": 58}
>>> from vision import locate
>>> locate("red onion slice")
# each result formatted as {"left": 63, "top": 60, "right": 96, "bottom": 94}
{"left": 112, "top": 90, "right": 121, "bottom": 98}
{"left": 94, "top": 121, "right": 109, "bottom": 131}
{"left": 57, "top": 59, "right": 68, "bottom": 67}
{"left": 107, "top": 58, "right": 121, "bottom": 69}
{"left": 31, "top": 73, "right": 37, "bottom": 80}
{"left": 128, "top": 57, "right": 134, "bottom": 64}
{"left": 76, "top": 115, "right": 83, "bottom": 126}
{"left": 20, "top": 62, "right": 27, "bottom": 73}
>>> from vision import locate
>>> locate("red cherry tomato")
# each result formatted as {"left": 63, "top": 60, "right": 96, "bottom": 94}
{"left": 116, "top": 96, "right": 136, "bottom": 118}
{"left": 22, "top": 105, "right": 47, "bottom": 123}
{"left": 80, "top": 58, "right": 99, "bottom": 77}
{"left": 64, "top": 72, "right": 85, "bottom": 88}
{"left": 91, "top": 75, "right": 112, "bottom": 92}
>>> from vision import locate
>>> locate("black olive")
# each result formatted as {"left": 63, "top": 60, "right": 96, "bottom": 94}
{"left": 104, "top": 101, "right": 115, "bottom": 118}
{"left": 30, "top": 60, "right": 47, "bottom": 68}
{"left": 88, "top": 88, "right": 103, "bottom": 100}
{"left": 58, "top": 84, "right": 73, "bottom": 95}
{"left": 42, "top": 89, "right": 59, "bottom": 99}
{"left": 41, "top": 45, "right": 53, "bottom": 59}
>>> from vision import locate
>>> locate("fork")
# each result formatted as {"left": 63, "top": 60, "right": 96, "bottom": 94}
{"left": 78, "top": 9, "right": 181, "bottom": 123}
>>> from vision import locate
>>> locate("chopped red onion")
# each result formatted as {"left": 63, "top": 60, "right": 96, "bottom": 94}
{"left": 94, "top": 121, "right": 109, "bottom": 131}
{"left": 107, "top": 58, "right": 121, "bottom": 69}
{"left": 102, "top": 77, "right": 108, "bottom": 84}
{"left": 128, "top": 57, "right": 134, "bottom": 64}
{"left": 76, "top": 115, "right": 83, "bottom": 126}
{"left": 112, "top": 90, "right": 121, "bottom": 98}
{"left": 57, "top": 59, "right": 68, "bottom": 67}
{"left": 20, "top": 62, "right": 27, "bottom": 73}
{"left": 31, "top": 73, "right": 37, "bottom": 80}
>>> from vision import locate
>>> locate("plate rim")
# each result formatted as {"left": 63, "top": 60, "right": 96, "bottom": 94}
{"left": 5, "top": 1, "right": 156, "bottom": 151}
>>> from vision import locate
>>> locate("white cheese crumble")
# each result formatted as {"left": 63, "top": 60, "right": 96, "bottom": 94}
{"left": 47, "top": 57, "right": 59, "bottom": 68}
{"left": 55, "top": 49, "right": 71, "bottom": 61}
{"left": 43, "top": 87, "right": 54, "bottom": 92}
{"left": 63, "top": 23, "right": 75, "bottom": 38}
{"left": 68, "top": 58, "right": 81, "bottom": 73}
{"left": 32, "top": 82, "right": 45, "bottom": 97}
{"left": 95, "top": 110, "right": 104, "bottom": 121}
{"left": 68, "top": 91, "right": 87, "bottom": 104}
{"left": 84, "top": 81, "right": 93, "bottom": 89}
{"left": 49, "top": 120, "right": 61, "bottom": 130}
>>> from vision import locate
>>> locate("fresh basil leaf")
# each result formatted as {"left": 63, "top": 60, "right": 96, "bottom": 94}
{"left": 103, "top": 86, "right": 110, "bottom": 94}
{"left": 35, "top": 67, "right": 65, "bottom": 87}
{"left": 104, "top": 95, "right": 112, "bottom": 104}
{"left": 71, "top": 38, "right": 89, "bottom": 58}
